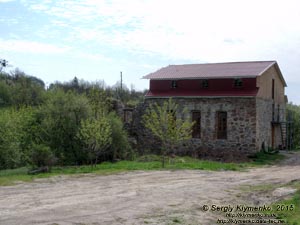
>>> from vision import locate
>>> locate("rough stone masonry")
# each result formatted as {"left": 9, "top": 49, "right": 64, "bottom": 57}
{"left": 130, "top": 97, "right": 261, "bottom": 161}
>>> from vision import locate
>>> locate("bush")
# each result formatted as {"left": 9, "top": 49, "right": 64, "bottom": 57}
{"left": 78, "top": 117, "right": 112, "bottom": 166}
{"left": 0, "top": 108, "right": 23, "bottom": 169}
{"left": 40, "top": 90, "right": 92, "bottom": 165}
{"left": 30, "top": 144, "right": 56, "bottom": 169}
{"left": 107, "top": 112, "right": 133, "bottom": 161}
{"left": 287, "top": 103, "right": 300, "bottom": 149}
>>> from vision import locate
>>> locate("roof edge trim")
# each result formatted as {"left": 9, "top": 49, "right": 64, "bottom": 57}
{"left": 144, "top": 76, "right": 257, "bottom": 80}
{"left": 145, "top": 96, "right": 256, "bottom": 99}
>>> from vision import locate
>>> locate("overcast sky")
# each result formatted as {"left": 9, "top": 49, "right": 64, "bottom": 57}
{"left": 1, "top": 0, "right": 300, "bottom": 104}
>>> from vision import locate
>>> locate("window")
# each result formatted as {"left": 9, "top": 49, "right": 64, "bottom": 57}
{"left": 201, "top": 79, "right": 209, "bottom": 88}
{"left": 192, "top": 111, "right": 201, "bottom": 138}
{"left": 171, "top": 80, "right": 177, "bottom": 88}
{"left": 217, "top": 111, "right": 227, "bottom": 139}
{"left": 234, "top": 78, "right": 243, "bottom": 87}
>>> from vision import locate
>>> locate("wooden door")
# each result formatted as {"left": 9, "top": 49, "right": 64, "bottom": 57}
{"left": 272, "top": 125, "right": 275, "bottom": 149}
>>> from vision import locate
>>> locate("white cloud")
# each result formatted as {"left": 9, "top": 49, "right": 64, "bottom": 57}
{"left": 10, "top": 0, "right": 300, "bottom": 103}
{"left": 0, "top": 39, "right": 70, "bottom": 54}
{"left": 73, "top": 52, "right": 112, "bottom": 62}
{"left": 23, "top": 0, "right": 300, "bottom": 62}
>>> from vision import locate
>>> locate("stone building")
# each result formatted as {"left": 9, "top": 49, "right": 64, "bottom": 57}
{"left": 132, "top": 61, "right": 288, "bottom": 159}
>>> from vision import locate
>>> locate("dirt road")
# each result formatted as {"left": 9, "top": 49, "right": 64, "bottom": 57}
{"left": 0, "top": 151, "right": 299, "bottom": 225}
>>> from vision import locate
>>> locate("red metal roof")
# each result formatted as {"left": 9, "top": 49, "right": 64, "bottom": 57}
{"left": 143, "top": 61, "right": 276, "bottom": 80}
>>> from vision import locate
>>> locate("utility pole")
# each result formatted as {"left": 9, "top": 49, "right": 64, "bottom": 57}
{"left": 119, "top": 71, "right": 123, "bottom": 101}
{"left": 120, "top": 71, "right": 123, "bottom": 91}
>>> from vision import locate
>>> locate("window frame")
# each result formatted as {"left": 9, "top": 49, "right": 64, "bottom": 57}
{"left": 171, "top": 80, "right": 178, "bottom": 88}
{"left": 191, "top": 111, "right": 201, "bottom": 139}
{"left": 216, "top": 111, "right": 227, "bottom": 139}
{"left": 233, "top": 78, "right": 243, "bottom": 88}
{"left": 201, "top": 79, "right": 209, "bottom": 88}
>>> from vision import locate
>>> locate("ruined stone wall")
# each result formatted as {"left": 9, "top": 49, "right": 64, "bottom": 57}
{"left": 131, "top": 97, "right": 258, "bottom": 160}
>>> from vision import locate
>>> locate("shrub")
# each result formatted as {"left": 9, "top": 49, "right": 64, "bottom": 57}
{"left": 78, "top": 117, "right": 112, "bottom": 166}
{"left": 0, "top": 108, "right": 23, "bottom": 169}
{"left": 40, "top": 90, "right": 92, "bottom": 165}
{"left": 107, "top": 112, "right": 132, "bottom": 161}
{"left": 30, "top": 144, "right": 56, "bottom": 169}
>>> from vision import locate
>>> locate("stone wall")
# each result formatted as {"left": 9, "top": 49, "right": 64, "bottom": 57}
{"left": 131, "top": 97, "right": 258, "bottom": 161}
{"left": 256, "top": 98, "right": 272, "bottom": 150}
{"left": 256, "top": 98, "right": 286, "bottom": 150}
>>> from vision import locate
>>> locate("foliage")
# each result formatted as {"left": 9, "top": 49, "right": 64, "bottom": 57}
{"left": 0, "top": 69, "right": 45, "bottom": 107}
{"left": 248, "top": 151, "right": 286, "bottom": 165}
{"left": 0, "top": 66, "right": 138, "bottom": 170}
{"left": 107, "top": 112, "right": 133, "bottom": 160}
{"left": 0, "top": 108, "right": 23, "bottom": 169}
{"left": 0, "top": 107, "right": 46, "bottom": 169}
{"left": 0, "top": 80, "right": 12, "bottom": 106}
{"left": 49, "top": 77, "right": 146, "bottom": 106}
{"left": 78, "top": 117, "right": 112, "bottom": 165}
{"left": 143, "top": 98, "right": 194, "bottom": 167}
{"left": 287, "top": 103, "right": 300, "bottom": 149}
{"left": 29, "top": 144, "right": 56, "bottom": 169}
{"left": 40, "top": 90, "right": 92, "bottom": 165}
{"left": 87, "top": 88, "right": 112, "bottom": 117}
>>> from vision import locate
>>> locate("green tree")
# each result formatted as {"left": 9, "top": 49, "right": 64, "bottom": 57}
{"left": 0, "top": 106, "right": 48, "bottom": 169}
{"left": 143, "top": 98, "right": 194, "bottom": 167}
{"left": 29, "top": 144, "right": 56, "bottom": 172}
{"left": 287, "top": 103, "right": 300, "bottom": 149}
{"left": 0, "top": 81, "right": 12, "bottom": 107}
{"left": 87, "top": 88, "right": 112, "bottom": 118}
{"left": 107, "top": 112, "right": 132, "bottom": 161}
{"left": 10, "top": 73, "right": 45, "bottom": 106}
{"left": 0, "top": 69, "right": 46, "bottom": 107}
{"left": 0, "top": 108, "right": 24, "bottom": 169}
{"left": 41, "top": 90, "right": 91, "bottom": 165}
{"left": 78, "top": 117, "right": 112, "bottom": 166}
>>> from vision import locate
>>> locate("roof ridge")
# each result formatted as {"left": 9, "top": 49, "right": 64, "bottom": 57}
{"left": 169, "top": 60, "right": 277, "bottom": 66}
{"left": 143, "top": 61, "right": 281, "bottom": 80}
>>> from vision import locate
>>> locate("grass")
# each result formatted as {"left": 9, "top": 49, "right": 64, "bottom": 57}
{"left": 248, "top": 151, "right": 286, "bottom": 165}
{"left": 240, "top": 180, "right": 300, "bottom": 224}
{"left": 274, "top": 181, "right": 300, "bottom": 225}
{"left": 0, "top": 152, "right": 285, "bottom": 186}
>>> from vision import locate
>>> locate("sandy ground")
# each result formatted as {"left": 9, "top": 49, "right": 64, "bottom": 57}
{"left": 0, "top": 151, "right": 300, "bottom": 225}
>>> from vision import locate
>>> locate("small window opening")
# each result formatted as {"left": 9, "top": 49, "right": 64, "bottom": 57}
{"left": 217, "top": 111, "right": 227, "bottom": 139}
{"left": 171, "top": 80, "right": 177, "bottom": 88}
{"left": 234, "top": 78, "right": 243, "bottom": 87}
{"left": 192, "top": 111, "right": 201, "bottom": 138}
{"left": 201, "top": 79, "right": 209, "bottom": 88}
